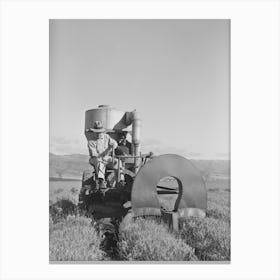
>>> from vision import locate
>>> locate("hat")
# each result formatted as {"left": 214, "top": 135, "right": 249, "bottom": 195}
{"left": 88, "top": 121, "right": 105, "bottom": 133}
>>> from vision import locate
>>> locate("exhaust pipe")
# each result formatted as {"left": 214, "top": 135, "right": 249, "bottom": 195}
{"left": 125, "top": 110, "right": 141, "bottom": 172}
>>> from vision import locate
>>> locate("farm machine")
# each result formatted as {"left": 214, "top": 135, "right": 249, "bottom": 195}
{"left": 78, "top": 105, "right": 207, "bottom": 234}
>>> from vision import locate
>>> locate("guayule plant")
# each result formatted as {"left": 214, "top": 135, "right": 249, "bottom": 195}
{"left": 118, "top": 218, "right": 198, "bottom": 261}
{"left": 179, "top": 217, "right": 230, "bottom": 261}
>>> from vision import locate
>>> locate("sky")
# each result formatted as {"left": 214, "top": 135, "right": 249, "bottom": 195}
{"left": 50, "top": 20, "right": 230, "bottom": 159}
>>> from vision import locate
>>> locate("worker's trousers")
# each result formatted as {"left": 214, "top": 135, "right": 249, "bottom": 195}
{"left": 89, "top": 156, "right": 124, "bottom": 181}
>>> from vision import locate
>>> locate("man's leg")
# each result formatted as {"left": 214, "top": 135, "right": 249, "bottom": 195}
{"left": 89, "top": 157, "right": 106, "bottom": 180}
{"left": 107, "top": 157, "right": 125, "bottom": 182}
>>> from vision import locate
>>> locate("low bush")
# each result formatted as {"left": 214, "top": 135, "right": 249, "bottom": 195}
{"left": 70, "top": 187, "right": 79, "bottom": 195}
{"left": 207, "top": 201, "right": 230, "bottom": 222}
{"left": 207, "top": 190, "right": 230, "bottom": 222}
{"left": 49, "top": 193, "right": 78, "bottom": 223}
{"left": 179, "top": 217, "right": 230, "bottom": 261}
{"left": 49, "top": 215, "right": 105, "bottom": 261}
{"left": 118, "top": 217, "right": 197, "bottom": 261}
{"left": 53, "top": 188, "right": 64, "bottom": 194}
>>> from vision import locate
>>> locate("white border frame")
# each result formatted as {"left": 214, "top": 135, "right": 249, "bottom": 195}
{"left": 1, "top": 1, "right": 279, "bottom": 280}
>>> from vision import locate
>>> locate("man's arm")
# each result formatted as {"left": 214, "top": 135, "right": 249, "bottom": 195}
{"left": 88, "top": 141, "right": 98, "bottom": 157}
{"left": 108, "top": 136, "right": 118, "bottom": 150}
{"left": 99, "top": 135, "right": 118, "bottom": 158}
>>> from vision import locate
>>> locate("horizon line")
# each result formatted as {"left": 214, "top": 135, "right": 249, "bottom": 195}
{"left": 49, "top": 151, "right": 230, "bottom": 161}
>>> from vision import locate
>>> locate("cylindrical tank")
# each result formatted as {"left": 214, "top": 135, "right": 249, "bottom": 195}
{"left": 85, "top": 105, "right": 127, "bottom": 140}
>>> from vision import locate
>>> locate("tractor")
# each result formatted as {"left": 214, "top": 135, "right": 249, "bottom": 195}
{"left": 78, "top": 105, "right": 207, "bottom": 233}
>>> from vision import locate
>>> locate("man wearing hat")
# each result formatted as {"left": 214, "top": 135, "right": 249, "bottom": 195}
{"left": 115, "top": 131, "right": 132, "bottom": 156}
{"left": 87, "top": 120, "right": 124, "bottom": 189}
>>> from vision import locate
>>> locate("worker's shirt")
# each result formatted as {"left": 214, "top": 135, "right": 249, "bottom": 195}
{"left": 88, "top": 133, "right": 118, "bottom": 161}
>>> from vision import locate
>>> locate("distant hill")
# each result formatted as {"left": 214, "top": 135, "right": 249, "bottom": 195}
{"left": 49, "top": 153, "right": 230, "bottom": 180}
{"left": 49, "top": 153, "right": 90, "bottom": 180}
{"left": 191, "top": 159, "right": 230, "bottom": 179}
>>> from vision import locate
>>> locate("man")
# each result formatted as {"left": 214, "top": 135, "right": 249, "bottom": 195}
{"left": 115, "top": 131, "right": 132, "bottom": 156}
{"left": 87, "top": 121, "right": 124, "bottom": 189}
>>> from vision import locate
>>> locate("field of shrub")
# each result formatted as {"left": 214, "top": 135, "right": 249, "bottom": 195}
{"left": 49, "top": 215, "right": 106, "bottom": 261}
{"left": 49, "top": 176, "right": 230, "bottom": 262}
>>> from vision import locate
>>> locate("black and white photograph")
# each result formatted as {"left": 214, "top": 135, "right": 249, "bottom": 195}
{"left": 1, "top": 0, "right": 280, "bottom": 279}
{"left": 49, "top": 19, "right": 230, "bottom": 262}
